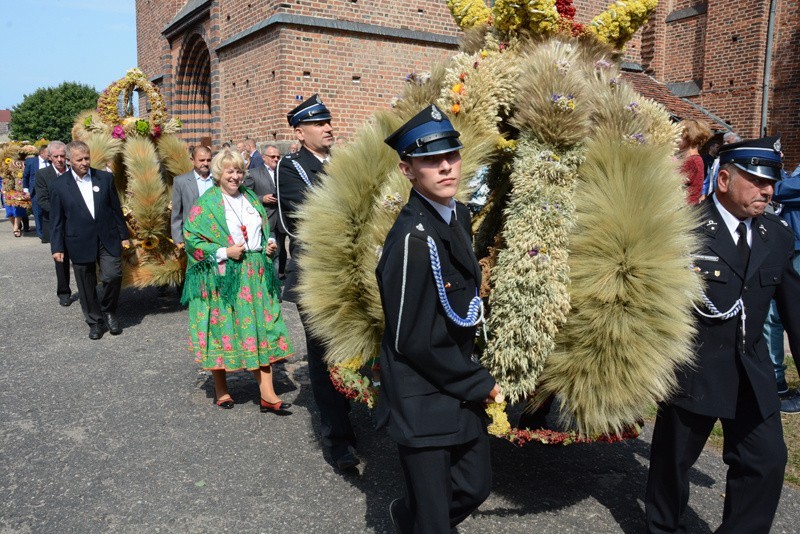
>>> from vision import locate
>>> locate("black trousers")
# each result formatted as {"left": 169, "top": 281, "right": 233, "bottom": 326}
{"left": 55, "top": 246, "right": 71, "bottom": 298}
{"left": 302, "top": 310, "right": 356, "bottom": 455}
{"left": 40, "top": 211, "right": 50, "bottom": 244}
{"left": 71, "top": 242, "right": 122, "bottom": 326}
{"left": 275, "top": 228, "right": 288, "bottom": 274}
{"left": 645, "top": 382, "right": 786, "bottom": 533}
{"left": 395, "top": 434, "right": 492, "bottom": 534}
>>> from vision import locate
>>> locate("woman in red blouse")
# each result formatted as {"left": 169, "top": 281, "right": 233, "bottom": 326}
{"left": 677, "top": 119, "right": 712, "bottom": 205}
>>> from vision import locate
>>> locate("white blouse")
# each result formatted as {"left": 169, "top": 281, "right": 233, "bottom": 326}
{"left": 215, "top": 192, "right": 263, "bottom": 261}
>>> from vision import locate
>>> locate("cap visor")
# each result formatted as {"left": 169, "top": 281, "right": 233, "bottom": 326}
{"left": 407, "top": 137, "right": 463, "bottom": 157}
{"left": 733, "top": 163, "right": 783, "bottom": 181}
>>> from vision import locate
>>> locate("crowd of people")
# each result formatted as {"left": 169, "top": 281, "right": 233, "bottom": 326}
{"left": 3, "top": 96, "right": 800, "bottom": 532}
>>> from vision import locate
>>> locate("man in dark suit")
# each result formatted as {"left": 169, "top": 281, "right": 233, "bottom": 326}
{"left": 277, "top": 94, "right": 359, "bottom": 471}
{"left": 244, "top": 143, "right": 279, "bottom": 240}
{"left": 378, "top": 105, "right": 500, "bottom": 533}
{"left": 246, "top": 138, "right": 264, "bottom": 170}
{"left": 50, "top": 141, "right": 130, "bottom": 340}
{"left": 22, "top": 145, "right": 50, "bottom": 236}
{"left": 170, "top": 146, "right": 213, "bottom": 246}
{"left": 34, "top": 141, "right": 74, "bottom": 306}
{"left": 646, "top": 136, "right": 800, "bottom": 533}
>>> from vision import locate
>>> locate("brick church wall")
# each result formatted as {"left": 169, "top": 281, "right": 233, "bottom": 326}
{"left": 136, "top": 1, "right": 798, "bottom": 164}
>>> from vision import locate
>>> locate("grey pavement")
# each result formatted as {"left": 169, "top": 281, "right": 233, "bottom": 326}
{"left": 1, "top": 217, "right": 798, "bottom": 533}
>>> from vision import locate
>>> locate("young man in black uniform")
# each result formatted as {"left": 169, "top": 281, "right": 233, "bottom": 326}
{"left": 377, "top": 105, "right": 501, "bottom": 533}
{"left": 276, "top": 95, "right": 359, "bottom": 471}
{"left": 646, "top": 136, "right": 800, "bottom": 533}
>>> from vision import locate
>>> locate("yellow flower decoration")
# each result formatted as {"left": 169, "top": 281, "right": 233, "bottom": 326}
{"left": 452, "top": 83, "right": 464, "bottom": 95}
{"left": 340, "top": 355, "right": 363, "bottom": 371}
{"left": 451, "top": 103, "right": 462, "bottom": 114}
{"left": 486, "top": 401, "right": 511, "bottom": 437}
{"left": 589, "top": 0, "right": 658, "bottom": 48}
{"left": 3, "top": 158, "right": 11, "bottom": 165}
{"left": 447, "top": 0, "right": 492, "bottom": 30}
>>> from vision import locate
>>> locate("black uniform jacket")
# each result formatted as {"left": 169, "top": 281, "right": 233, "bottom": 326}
{"left": 375, "top": 190, "right": 495, "bottom": 448}
{"left": 673, "top": 195, "right": 800, "bottom": 419}
{"left": 49, "top": 168, "right": 130, "bottom": 264}
{"left": 276, "top": 146, "right": 324, "bottom": 238}
{"left": 276, "top": 146, "right": 325, "bottom": 302}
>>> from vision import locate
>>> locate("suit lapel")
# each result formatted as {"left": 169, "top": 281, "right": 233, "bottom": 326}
{"left": 745, "top": 217, "right": 770, "bottom": 282}
{"left": 91, "top": 171, "right": 101, "bottom": 219}
{"left": 64, "top": 171, "right": 95, "bottom": 220}
{"left": 411, "top": 191, "right": 479, "bottom": 281}
{"left": 703, "top": 200, "right": 746, "bottom": 280}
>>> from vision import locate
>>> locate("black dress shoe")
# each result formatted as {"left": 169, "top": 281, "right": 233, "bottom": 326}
{"left": 389, "top": 498, "right": 406, "bottom": 534}
{"left": 781, "top": 392, "right": 800, "bottom": 414}
{"left": 89, "top": 323, "right": 104, "bottom": 340}
{"left": 334, "top": 449, "right": 361, "bottom": 471}
{"left": 59, "top": 295, "right": 72, "bottom": 307}
{"left": 104, "top": 313, "right": 122, "bottom": 335}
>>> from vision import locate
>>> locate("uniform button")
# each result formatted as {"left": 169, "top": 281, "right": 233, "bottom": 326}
{"left": 743, "top": 285, "right": 749, "bottom": 291}
{"left": 773, "top": 276, "right": 779, "bottom": 282}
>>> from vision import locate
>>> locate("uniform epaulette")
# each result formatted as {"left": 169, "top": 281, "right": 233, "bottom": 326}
{"left": 761, "top": 211, "right": 794, "bottom": 236}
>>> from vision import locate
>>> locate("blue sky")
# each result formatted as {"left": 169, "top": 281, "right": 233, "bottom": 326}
{"left": 0, "top": 0, "right": 137, "bottom": 110}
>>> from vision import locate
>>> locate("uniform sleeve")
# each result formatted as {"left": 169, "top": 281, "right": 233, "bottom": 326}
{"left": 276, "top": 158, "right": 306, "bottom": 235}
{"left": 774, "top": 238, "right": 800, "bottom": 371}
{"left": 380, "top": 233, "right": 494, "bottom": 403}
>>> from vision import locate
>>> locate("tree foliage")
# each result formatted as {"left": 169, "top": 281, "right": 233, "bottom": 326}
{"left": 10, "top": 82, "right": 99, "bottom": 142}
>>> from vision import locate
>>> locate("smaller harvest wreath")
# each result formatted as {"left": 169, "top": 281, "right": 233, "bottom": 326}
{"left": 85, "top": 68, "right": 181, "bottom": 140}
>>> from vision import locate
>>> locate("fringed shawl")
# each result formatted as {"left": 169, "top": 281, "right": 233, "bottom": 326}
{"left": 181, "top": 186, "right": 280, "bottom": 306}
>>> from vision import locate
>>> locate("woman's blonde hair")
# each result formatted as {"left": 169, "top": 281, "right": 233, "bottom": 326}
{"left": 679, "top": 119, "right": 712, "bottom": 149}
{"left": 211, "top": 147, "right": 246, "bottom": 184}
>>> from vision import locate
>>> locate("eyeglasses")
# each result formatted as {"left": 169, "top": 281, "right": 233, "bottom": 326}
{"left": 266, "top": 155, "right": 280, "bottom": 159}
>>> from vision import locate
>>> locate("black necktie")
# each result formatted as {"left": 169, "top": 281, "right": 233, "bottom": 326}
{"left": 737, "top": 222, "right": 750, "bottom": 267}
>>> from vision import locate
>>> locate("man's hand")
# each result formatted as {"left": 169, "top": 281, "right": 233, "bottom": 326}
{"left": 484, "top": 384, "right": 503, "bottom": 405}
{"left": 53, "top": 252, "right": 64, "bottom": 262}
{"left": 226, "top": 242, "right": 246, "bottom": 260}
{"left": 262, "top": 194, "right": 278, "bottom": 205}
{"left": 266, "top": 241, "right": 277, "bottom": 255}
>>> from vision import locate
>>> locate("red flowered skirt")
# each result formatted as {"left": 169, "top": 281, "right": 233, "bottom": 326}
{"left": 188, "top": 254, "right": 292, "bottom": 370}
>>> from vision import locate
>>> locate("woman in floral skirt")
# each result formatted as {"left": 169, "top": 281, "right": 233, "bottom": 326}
{"left": 182, "top": 147, "right": 293, "bottom": 414}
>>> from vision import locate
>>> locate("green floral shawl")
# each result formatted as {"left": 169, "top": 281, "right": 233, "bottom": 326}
{"left": 180, "top": 186, "right": 280, "bottom": 306}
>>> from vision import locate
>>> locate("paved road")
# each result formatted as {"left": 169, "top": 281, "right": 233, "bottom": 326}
{"left": 1, "top": 219, "right": 798, "bottom": 533}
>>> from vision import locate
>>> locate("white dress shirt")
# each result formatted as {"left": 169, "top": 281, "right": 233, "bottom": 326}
{"left": 418, "top": 192, "right": 457, "bottom": 224}
{"left": 72, "top": 169, "right": 95, "bottom": 219}
{"left": 195, "top": 171, "right": 213, "bottom": 196}
{"left": 713, "top": 194, "right": 751, "bottom": 246}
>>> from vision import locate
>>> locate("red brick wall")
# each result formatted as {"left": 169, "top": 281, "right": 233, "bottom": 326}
{"left": 136, "top": 1, "right": 797, "bottom": 165}
{"left": 218, "top": 25, "right": 454, "bottom": 144}
{"left": 216, "top": 0, "right": 461, "bottom": 42}
{"left": 136, "top": 0, "right": 185, "bottom": 107}
{"left": 770, "top": 0, "right": 800, "bottom": 168}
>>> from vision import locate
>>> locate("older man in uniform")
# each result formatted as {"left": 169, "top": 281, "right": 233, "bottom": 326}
{"left": 276, "top": 94, "right": 359, "bottom": 471}
{"left": 378, "top": 105, "right": 501, "bottom": 533}
{"left": 645, "top": 137, "right": 800, "bottom": 533}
